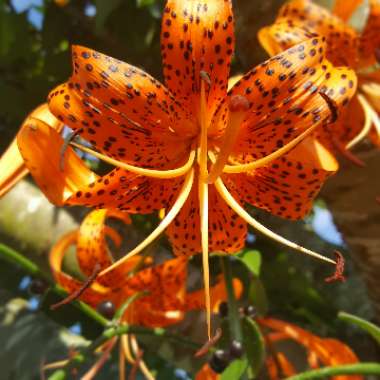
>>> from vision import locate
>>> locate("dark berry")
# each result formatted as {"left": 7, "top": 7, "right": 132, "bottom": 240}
{"left": 209, "top": 349, "right": 230, "bottom": 373}
{"left": 244, "top": 305, "right": 257, "bottom": 318}
{"left": 96, "top": 300, "right": 116, "bottom": 319}
{"left": 229, "top": 340, "right": 244, "bottom": 358}
{"left": 29, "top": 278, "right": 49, "bottom": 295}
{"left": 218, "top": 302, "right": 228, "bottom": 318}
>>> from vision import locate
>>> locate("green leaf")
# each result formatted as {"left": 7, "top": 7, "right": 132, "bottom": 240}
{"left": 221, "top": 358, "right": 248, "bottom": 380}
{"left": 338, "top": 311, "right": 380, "bottom": 345}
{"left": 242, "top": 317, "right": 265, "bottom": 377}
{"left": 237, "top": 250, "right": 261, "bottom": 276}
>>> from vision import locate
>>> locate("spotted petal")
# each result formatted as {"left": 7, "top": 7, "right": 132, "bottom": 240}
{"left": 48, "top": 46, "right": 194, "bottom": 169}
{"left": 216, "top": 38, "right": 357, "bottom": 161}
{"left": 258, "top": 0, "right": 359, "bottom": 67}
{"left": 226, "top": 138, "right": 338, "bottom": 220}
{"left": 161, "top": 0, "right": 234, "bottom": 120}
{"left": 359, "top": 0, "right": 380, "bottom": 67}
{"left": 166, "top": 183, "right": 247, "bottom": 256}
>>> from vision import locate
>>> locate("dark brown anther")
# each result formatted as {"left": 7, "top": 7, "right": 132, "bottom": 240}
{"left": 325, "top": 250, "right": 346, "bottom": 283}
{"left": 50, "top": 263, "right": 101, "bottom": 310}
{"left": 319, "top": 91, "right": 338, "bottom": 124}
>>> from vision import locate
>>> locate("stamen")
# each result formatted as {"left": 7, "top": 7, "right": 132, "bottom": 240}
{"left": 214, "top": 178, "right": 336, "bottom": 265}
{"left": 130, "top": 335, "right": 155, "bottom": 380}
{"left": 199, "top": 179, "right": 211, "bottom": 340}
{"left": 50, "top": 263, "right": 101, "bottom": 310}
{"left": 346, "top": 94, "right": 374, "bottom": 149}
{"left": 222, "top": 125, "right": 319, "bottom": 174}
{"left": 194, "top": 327, "right": 222, "bottom": 357}
{"left": 325, "top": 251, "right": 346, "bottom": 283}
{"left": 199, "top": 74, "right": 211, "bottom": 339}
{"left": 119, "top": 340, "right": 126, "bottom": 380}
{"left": 121, "top": 334, "right": 135, "bottom": 364}
{"left": 98, "top": 169, "right": 194, "bottom": 277}
{"left": 71, "top": 142, "right": 196, "bottom": 179}
{"left": 208, "top": 95, "right": 250, "bottom": 183}
{"left": 319, "top": 91, "right": 339, "bottom": 123}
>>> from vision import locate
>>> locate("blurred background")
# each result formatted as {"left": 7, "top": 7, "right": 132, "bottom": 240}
{"left": 0, "top": 0, "right": 379, "bottom": 379}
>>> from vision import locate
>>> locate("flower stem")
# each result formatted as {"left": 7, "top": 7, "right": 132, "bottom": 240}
{"left": 286, "top": 363, "right": 380, "bottom": 380}
{"left": 221, "top": 257, "right": 243, "bottom": 342}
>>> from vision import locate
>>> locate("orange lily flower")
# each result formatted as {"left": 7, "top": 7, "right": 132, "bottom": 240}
{"left": 13, "top": 0, "right": 357, "bottom": 336}
{"left": 0, "top": 104, "right": 63, "bottom": 198}
{"left": 259, "top": 317, "right": 363, "bottom": 380}
{"left": 195, "top": 317, "right": 362, "bottom": 380}
{"left": 48, "top": 208, "right": 242, "bottom": 379}
{"left": 259, "top": 0, "right": 380, "bottom": 152}
{"left": 50, "top": 208, "right": 242, "bottom": 327}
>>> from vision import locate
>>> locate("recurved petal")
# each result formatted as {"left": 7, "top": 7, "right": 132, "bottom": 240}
{"left": 49, "top": 230, "right": 111, "bottom": 307}
{"left": 218, "top": 39, "right": 357, "bottom": 159}
{"left": 226, "top": 138, "right": 338, "bottom": 220}
{"left": 48, "top": 46, "right": 194, "bottom": 168}
{"left": 125, "top": 257, "right": 188, "bottom": 311}
{"left": 66, "top": 167, "right": 184, "bottom": 214}
{"left": 76, "top": 209, "right": 132, "bottom": 280}
{"left": 195, "top": 364, "right": 219, "bottom": 380}
{"left": 259, "top": 0, "right": 359, "bottom": 67}
{"left": 161, "top": 0, "right": 234, "bottom": 119}
{"left": 166, "top": 184, "right": 247, "bottom": 256}
{"left": 0, "top": 138, "right": 28, "bottom": 198}
{"left": 359, "top": 0, "right": 380, "bottom": 67}
{"left": 266, "top": 353, "right": 296, "bottom": 380}
{"left": 17, "top": 117, "right": 97, "bottom": 206}
{"left": 315, "top": 94, "right": 365, "bottom": 150}
{"left": 0, "top": 103, "right": 63, "bottom": 198}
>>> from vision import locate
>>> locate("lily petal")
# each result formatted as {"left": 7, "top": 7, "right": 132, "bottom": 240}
{"left": 225, "top": 137, "right": 338, "bottom": 220}
{"left": 258, "top": 0, "right": 358, "bottom": 67}
{"left": 218, "top": 39, "right": 357, "bottom": 161}
{"left": 17, "top": 117, "right": 97, "bottom": 206}
{"left": 47, "top": 46, "right": 194, "bottom": 168}
{"left": 0, "top": 103, "right": 63, "bottom": 197}
{"left": 333, "top": 0, "right": 363, "bottom": 22}
{"left": 161, "top": 0, "right": 234, "bottom": 120}
{"left": 166, "top": 183, "right": 247, "bottom": 256}
{"left": 359, "top": 0, "right": 380, "bottom": 67}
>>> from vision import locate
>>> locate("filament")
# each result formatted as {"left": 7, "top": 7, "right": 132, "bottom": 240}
{"left": 214, "top": 178, "right": 336, "bottom": 265}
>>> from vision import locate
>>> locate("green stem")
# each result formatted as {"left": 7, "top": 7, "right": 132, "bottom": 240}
{"left": 286, "top": 363, "right": 380, "bottom": 380}
{"left": 222, "top": 257, "right": 243, "bottom": 342}
{"left": 0, "top": 243, "right": 109, "bottom": 327}
{"left": 47, "top": 324, "right": 200, "bottom": 380}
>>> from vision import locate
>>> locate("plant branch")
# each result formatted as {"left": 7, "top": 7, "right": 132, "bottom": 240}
{"left": 286, "top": 363, "right": 380, "bottom": 380}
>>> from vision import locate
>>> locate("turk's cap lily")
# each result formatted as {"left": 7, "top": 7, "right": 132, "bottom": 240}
{"left": 12, "top": 0, "right": 356, "bottom": 337}
{"left": 50, "top": 208, "right": 242, "bottom": 327}
{"left": 258, "top": 0, "right": 380, "bottom": 152}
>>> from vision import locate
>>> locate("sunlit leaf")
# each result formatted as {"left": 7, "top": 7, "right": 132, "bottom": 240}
{"left": 237, "top": 250, "right": 261, "bottom": 276}
{"left": 221, "top": 358, "right": 248, "bottom": 380}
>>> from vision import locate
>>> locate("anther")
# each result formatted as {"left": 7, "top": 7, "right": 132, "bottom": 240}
{"left": 60, "top": 129, "right": 82, "bottom": 171}
{"left": 325, "top": 251, "right": 346, "bottom": 283}
{"left": 50, "top": 263, "right": 101, "bottom": 310}
{"left": 319, "top": 91, "right": 338, "bottom": 124}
